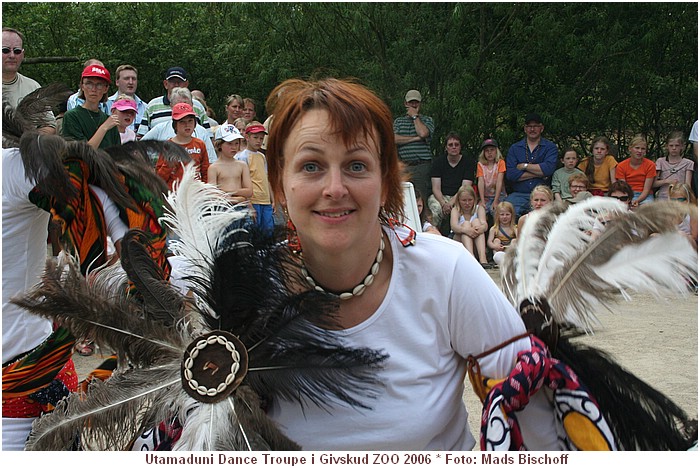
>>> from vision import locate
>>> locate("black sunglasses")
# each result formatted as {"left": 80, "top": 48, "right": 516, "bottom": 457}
{"left": 2, "top": 47, "right": 24, "bottom": 55}
{"left": 610, "top": 195, "right": 630, "bottom": 202}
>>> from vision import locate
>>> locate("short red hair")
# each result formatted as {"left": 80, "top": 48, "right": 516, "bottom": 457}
{"left": 265, "top": 78, "right": 405, "bottom": 219}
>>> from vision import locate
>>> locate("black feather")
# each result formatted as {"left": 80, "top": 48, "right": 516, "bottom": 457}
{"left": 2, "top": 82, "right": 72, "bottom": 146}
{"left": 188, "top": 222, "right": 389, "bottom": 410}
{"left": 556, "top": 336, "right": 697, "bottom": 450}
{"left": 18, "top": 132, "right": 77, "bottom": 204}
{"left": 119, "top": 230, "right": 184, "bottom": 326}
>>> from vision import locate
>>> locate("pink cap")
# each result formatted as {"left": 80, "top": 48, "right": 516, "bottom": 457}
{"left": 112, "top": 98, "right": 137, "bottom": 113}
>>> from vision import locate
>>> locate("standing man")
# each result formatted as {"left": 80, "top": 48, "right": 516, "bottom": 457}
{"left": 427, "top": 132, "right": 475, "bottom": 233}
{"left": 2, "top": 27, "right": 55, "bottom": 133}
{"left": 137, "top": 66, "right": 209, "bottom": 137}
{"left": 394, "top": 89, "right": 435, "bottom": 200}
{"left": 105, "top": 64, "right": 146, "bottom": 134}
{"left": 504, "top": 113, "right": 558, "bottom": 217}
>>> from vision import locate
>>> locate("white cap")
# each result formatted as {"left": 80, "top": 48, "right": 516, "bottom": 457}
{"left": 215, "top": 123, "right": 244, "bottom": 142}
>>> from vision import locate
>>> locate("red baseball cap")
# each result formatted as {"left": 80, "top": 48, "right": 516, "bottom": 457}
{"left": 245, "top": 123, "right": 267, "bottom": 134}
{"left": 81, "top": 64, "right": 111, "bottom": 83}
{"left": 171, "top": 102, "right": 197, "bottom": 121}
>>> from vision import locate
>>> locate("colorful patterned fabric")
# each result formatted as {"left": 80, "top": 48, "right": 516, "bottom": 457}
{"left": 473, "top": 335, "right": 616, "bottom": 451}
{"left": 29, "top": 157, "right": 109, "bottom": 274}
{"left": 3, "top": 327, "right": 78, "bottom": 418}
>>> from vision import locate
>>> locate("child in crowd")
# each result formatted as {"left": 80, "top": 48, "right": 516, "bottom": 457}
{"left": 516, "top": 185, "right": 553, "bottom": 235}
{"left": 578, "top": 136, "right": 618, "bottom": 196}
{"left": 240, "top": 121, "right": 274, "bottom": 233}
{"left": 111, "top": 95, "right": 138, "bottom": 143}
{"left": 606, "top": 180, "right": 634, "bottom": 210}
{"left": 668, "top": 183, "right": 698, "bottom": 250}
{"left": 451, "top": 184, "right": 489, "bottom": 267}
{"left": 566, "top": 173, "right": 592, "bottom": 204}
{"left": 476, "top": 138, "right": 507, "bottom": 217}
{"left": 552, "top": 147, "right": 584, "bottom": 202}
{"left": 487, "top": 201, "right": 517, "bottom": 266}
{"left": 208, "top": 123, "right": 253, "bottom": 204}
{"left": 156, "top": 102, "right": 209, "bottom": 188}
{"left": 416, "top": 192, "right": 441, "bottom": 235}
{"left": 615, "top": 134, "right": 656, "bottom": 208}
{"left": 233, "top": 117, "right": 248, "bottom": 151}
{"left": 654, "top": 131, "right": 695, "bottom": 200}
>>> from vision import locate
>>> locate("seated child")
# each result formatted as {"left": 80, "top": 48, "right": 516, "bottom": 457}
{"left": 450, "top": 185, "right": 489, "bottom": 267}
{"left": 487, "top": 201, "right": 517, "bottom": 266}
{"left": 416, "top": 192, "right": 441, "bottom": 235}
{"left": 517, "top": 185, "right": 553, "bottom": 235}
{"left": 552, "top": 147, "right": 585, "bottom": 202}
{"left": 209, "top": 123, "right": 253, "bottom": 204}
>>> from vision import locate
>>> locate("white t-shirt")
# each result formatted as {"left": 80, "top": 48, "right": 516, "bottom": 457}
{"left": 689, "top": 120, "right": 698, "bottom": 143}
{"left": 268, "top": 226, "right": 558, "bottom": 450}
{"left": 2, "top": 148, "right": 55, "bottom": 450}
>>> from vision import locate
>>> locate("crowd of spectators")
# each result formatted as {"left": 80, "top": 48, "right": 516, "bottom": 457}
{"left": 3, "top": 26, "right": 698, "bottom": 267}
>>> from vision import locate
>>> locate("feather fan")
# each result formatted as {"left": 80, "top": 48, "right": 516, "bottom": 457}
{"left": 499, "top": 198, "right": 698, "bottom": 450}
{"left": 15, "top": 164, "right": 388, "bottom": 451}
{"left": 2, "top": 82, "right": 72, "bottom": 148}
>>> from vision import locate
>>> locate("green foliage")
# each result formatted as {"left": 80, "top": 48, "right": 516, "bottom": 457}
{"left": 4, "top": 2, "right": 697, "bottom": 159}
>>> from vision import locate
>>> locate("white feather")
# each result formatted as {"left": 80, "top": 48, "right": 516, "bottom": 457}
{"left": 595, "top": 232, "right": 697, "bottom": 298}
{"left": 172, "top": 398, "right": 233, "bottom": 451}
{"left": 534, "top": 197, "right": 628, "bottom": 295}
{"left": 160, "top": 163, "right": 249, "bottom": 301}
{"left": 512, "top": 208, "right": 551, "bottom": 304}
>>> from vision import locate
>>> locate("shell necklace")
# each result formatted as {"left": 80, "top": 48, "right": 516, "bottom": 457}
{"left": 301, "top": 233, "right": 386, "bottom": 300}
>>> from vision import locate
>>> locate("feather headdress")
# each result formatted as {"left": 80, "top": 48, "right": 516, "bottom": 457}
{"left": 500, "top": 198, "right": 698, "bottom": 450}
{"left": 14, "top": 164, "right": 388, "bottom": 451}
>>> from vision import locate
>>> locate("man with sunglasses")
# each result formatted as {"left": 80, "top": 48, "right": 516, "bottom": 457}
{"left": 2, "top": 27, "right": 56, "bottom": 133}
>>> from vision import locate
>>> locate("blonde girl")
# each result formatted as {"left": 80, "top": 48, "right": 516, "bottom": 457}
{"left": 516, "top": 185, "right": 553, "bottom": 235}
{"left": 450, "top": 184, "right": 489, "bottom": 266}
{"left": 654, "top": 131, "right": 694, "bottom": 200}
{"left": 668, "top": 183, "right": 698, "bottom": 250}
{"left": 487, "top": 201, "right": 517, "bottom": 266}
{"left": 615, "top": 134, "right": 656, "bottom": 207}
{"left": 476, "top": 138, "right": 507, "bottom": 215}
{"left": 578, "top": 136, "right": 617, "bottom": 196}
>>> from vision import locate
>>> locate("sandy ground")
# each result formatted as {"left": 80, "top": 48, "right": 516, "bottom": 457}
{"left": 72, "top": 269, "right": 698, "bottom": 447}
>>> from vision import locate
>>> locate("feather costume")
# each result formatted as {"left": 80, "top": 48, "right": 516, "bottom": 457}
{"left": 494, "top": 198, "right": 698, "bottom": 450}
{"left": 13, "top": 164, "right": 388, "bottom": 451}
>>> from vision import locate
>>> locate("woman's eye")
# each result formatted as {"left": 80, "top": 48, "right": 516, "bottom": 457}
{"left": 302, "top": 162, "right": 319, "bottom": 172}
{"left": 349, "top": 162, "right": 366, "bottom": 172}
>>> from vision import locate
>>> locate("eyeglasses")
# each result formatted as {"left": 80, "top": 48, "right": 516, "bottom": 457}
{"left": 525, "top": 124, "right": 542, "bottom": 130}
{"left": 2, "top": 47, "right": 24, "bottom": 55}
{"left": 610, "top": 195, "right": 630, "bottom": 202}
{"left": 83, "top": 81, "right": 108, "bottom": 90}
{"left": 671, "top": 197, "right": 688, "bottom": 202}
{"left": 447, "top": 143, "right": 460, "bottom": 147}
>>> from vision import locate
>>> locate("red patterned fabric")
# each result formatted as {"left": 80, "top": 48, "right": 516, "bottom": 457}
{"left": 479, "top": 335, "right": 616, "bottom": 451}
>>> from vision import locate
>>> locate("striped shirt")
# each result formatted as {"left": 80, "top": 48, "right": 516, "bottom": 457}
{"left": 393, "top": 114, "right": 434, "bottom": 163}
{"left": 137, "top": 95, "right": 210, "bottom": 136}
